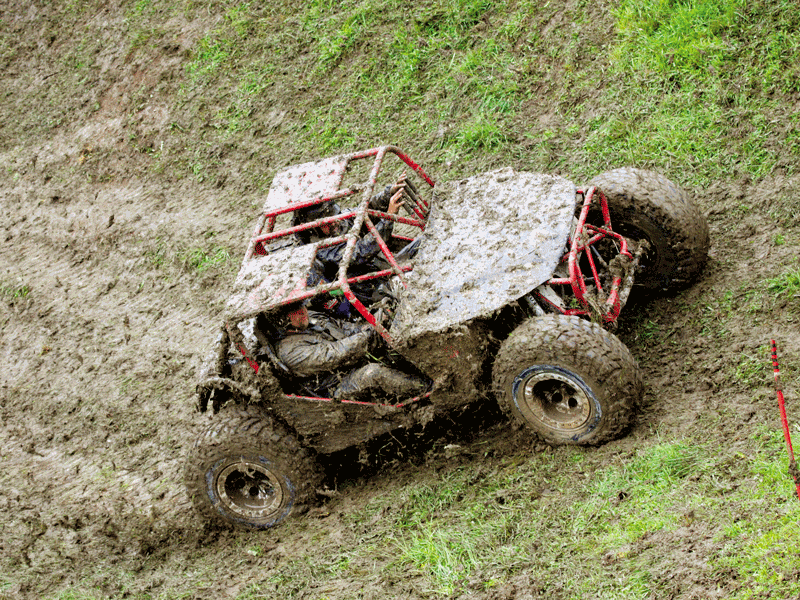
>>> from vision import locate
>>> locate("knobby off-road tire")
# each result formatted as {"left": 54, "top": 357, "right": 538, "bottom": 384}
{"left": 492, "top": 315, "right": 643, "bottom": 445}
{"left": 185, "top": 405, "right": 321, "bottom": 529}
{"left": 589, "top": 167, "right": 710, "bottom": 291}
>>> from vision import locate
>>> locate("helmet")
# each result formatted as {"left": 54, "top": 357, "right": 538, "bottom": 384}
{"left": 273, "top": 299, "right": 308, "bottom": 328}
{"left": 291, "top": 201, "right": 342, "bottom": 243}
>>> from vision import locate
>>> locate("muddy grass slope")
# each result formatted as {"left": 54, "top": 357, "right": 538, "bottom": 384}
{"left": 1, "top": 1, "right": 800, "bottom": 599}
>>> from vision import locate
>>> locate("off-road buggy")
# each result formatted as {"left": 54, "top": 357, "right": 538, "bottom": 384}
{"left": 185, "top": 145, "right": 709, "bottom": 529}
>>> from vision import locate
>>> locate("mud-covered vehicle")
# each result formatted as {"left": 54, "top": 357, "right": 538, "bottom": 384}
{"left": 185, "top": 145, "right": 709, "bottom": 529}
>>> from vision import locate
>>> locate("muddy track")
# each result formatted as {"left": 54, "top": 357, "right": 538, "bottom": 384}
{"left": 2, "top": 2, "right": 800, "bottom": 599}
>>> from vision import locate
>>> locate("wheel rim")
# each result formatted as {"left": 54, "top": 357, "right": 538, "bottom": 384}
{"left": 215, "top": 459, "right": 286, "bottom": 520}
{"left": 512, "top": 366, "right": 598, "bottom": 435}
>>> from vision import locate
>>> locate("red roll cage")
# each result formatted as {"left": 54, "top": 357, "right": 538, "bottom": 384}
{"left": 232, "top": 146, "right": 642, "bottom": 350}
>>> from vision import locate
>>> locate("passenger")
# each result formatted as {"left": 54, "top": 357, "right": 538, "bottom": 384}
{"left": 274, "top": 301, "right": 429, "bottom": 402}
{"left": 292, "top": 173, "right": 408, "bottom": 244}
{"left": 295, "top": 174, "right": 409, "bottom": 313}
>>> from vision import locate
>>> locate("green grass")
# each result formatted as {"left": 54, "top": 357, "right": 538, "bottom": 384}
{"left": 686, "top": 279, "right": 799, "bottom": 389}
{"left": 14, "top": 0, "right": 792, "bottom": 185}
{"left": 394, "top": 527, "right": 480, "bottom": 596}
{"left": 455, "top": 112, "right": 507, "bottom": 151}
{"left": 46, "top": 591, "right": 100, "bottom": 600}
{"left": 174, "top": 0, "right": 794, "bottom": 183}
{"left": 187, "top": 35, "right": 233, "bottom": 80}
{"left": 178, "top": 246, "right": 230, "bottom": 273}
{"left": 585, "top": 0, "right": 799, "bottom": 183}
{"left": 142, "top": 237, "right": 230, "bottom": 274}
{"left": 0, "top": 282, "right": 30, "bottom": 299}
{"left": 236, "top": 432, "right": 800, "bottom": 599}
{"left": 733, "top": 345, "right": 772, "bottom": 388}
{"left": 767, "top": 268, "right": 800, "bottom": 298}
{"left": 612, "top": 0, "right": 743, "bottom": 75}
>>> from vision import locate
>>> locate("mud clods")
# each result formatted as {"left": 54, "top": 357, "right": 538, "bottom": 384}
{"left": 393, "top": 168, "right": 575, "bottom": 343}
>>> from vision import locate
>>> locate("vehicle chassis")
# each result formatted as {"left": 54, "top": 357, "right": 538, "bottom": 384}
{"left": 200, "top": 145, "right": 645, "bottom": 414}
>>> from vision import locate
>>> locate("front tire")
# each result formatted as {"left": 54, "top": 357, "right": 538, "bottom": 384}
{"left": 492, "top": 316, "right": 643, "bottom": 445}
{"left": 589, "top": 167, "right": 709, "bottom": 291}
{"left": 185, "top": 406, "right": 321, "bottom": 529}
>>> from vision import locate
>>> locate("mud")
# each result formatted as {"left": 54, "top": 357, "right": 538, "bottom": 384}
{"left": 2, "top": 2, "right": 800, "bottom": 600}
{"left": 225, "top": 243, "right": 320, "bottom": 321}
{"left": 393, "top": 168, "right": 575, "bottom": 343}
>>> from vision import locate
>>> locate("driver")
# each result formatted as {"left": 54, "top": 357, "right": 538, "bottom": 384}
{"left": 275, "top": 301, "right": 429, "bottom": 402}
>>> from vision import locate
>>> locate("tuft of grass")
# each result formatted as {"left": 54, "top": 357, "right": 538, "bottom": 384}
{"left": 214, "top": 68, "right": 275, "bottom": 133}
{"left": 144, "top": 239, "right": 168, "bottom": 269}
{"left": 180, "top": 246, "right": 230, "bottom": 273}
{"left": 46, "top": 589, "right": 104, "bottom": 600}
{"left": 732, "top": 345, "right": 772, "bottom": 389}
{"left": 766, "top": 269, "right": 800, "bottom": 298}
{"left": 315, "top": 8, "right": 372, "bottom": 71}
{"left": 186, "top": 35, "right": 233, "bottom": 80}
{"left": 626, "top": 316, "right": 663, "bottom": 349}
{"left": 394, "top": 527, "right": 479, "bottom": 596}
{"left": 143, "top": 239, "right": 230, "bottom": 274}
{"left": 306, "top": 113, "right": 357, "bottom": 154}
{"left": 455, "top": 112, "right": 506, "bottom": 150}
{"left": 1, "top": 282, "right": 30, "bottom": 299}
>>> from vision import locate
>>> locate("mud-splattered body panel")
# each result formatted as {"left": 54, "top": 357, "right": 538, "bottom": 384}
{"left": 225, "top": 244, "right": 319, "bottom": 321}
{"left": 393, "top": 168, "right": 576, "bottom": 344}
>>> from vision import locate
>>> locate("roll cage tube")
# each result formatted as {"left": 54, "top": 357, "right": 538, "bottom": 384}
{"left": 326, "top": 147, "right": 432, "bottom": 342}
{"left": 240, "top": 146, "right": 433, "bottom": 343}
{"left": 536, "top": 186, "right": 647, "bottom": 325}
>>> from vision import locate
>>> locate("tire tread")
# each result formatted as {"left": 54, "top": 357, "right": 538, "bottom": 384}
{"left": 184, "top": 405, "right": 321, "bottom": 529}
{"left": 589, "top": 167, "right": 709, "bottom": 289}
{"left": 492, "top": 315, "right": 643, "bottom": 445}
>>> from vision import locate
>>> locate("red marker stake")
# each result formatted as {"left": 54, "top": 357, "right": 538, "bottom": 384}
{"left": 770, "top": 340, "right": 800, "bottom": 501}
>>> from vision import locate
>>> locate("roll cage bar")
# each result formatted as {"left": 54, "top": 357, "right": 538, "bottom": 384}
{"left": 227, "top": 146, "right": 642, "bottom": 361}
{"left": 536, "top": 186, "right": 647, "bottom": 325}
{"left": 233, "top": 145, "right": 433, "bottom": 344}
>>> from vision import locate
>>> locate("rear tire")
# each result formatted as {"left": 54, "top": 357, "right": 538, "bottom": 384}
{"left": 492, "top": 316, "right": 643, "bottom": 445}
{"left": 185, "top": 405, "right": 321, "bottom": 529}
{"left": 589, "top": 167, "right": 709, "bottom": 291}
